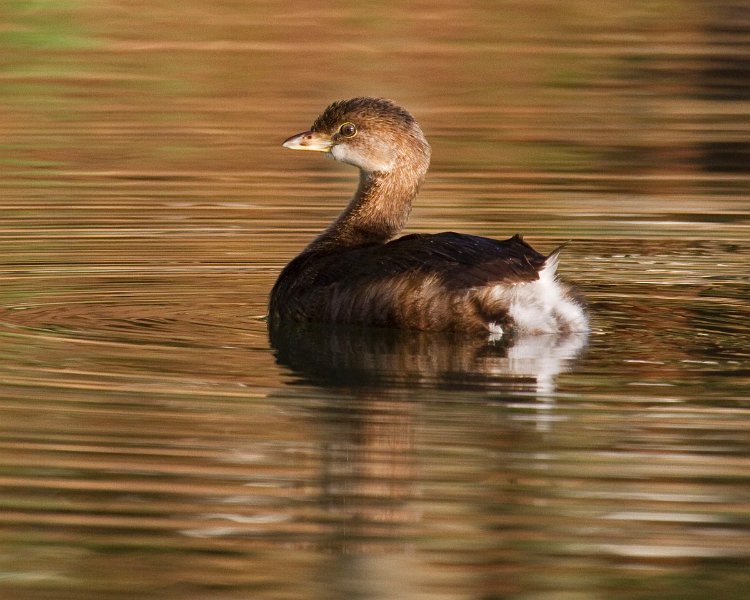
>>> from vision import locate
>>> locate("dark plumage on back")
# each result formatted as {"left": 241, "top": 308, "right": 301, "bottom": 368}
{"left": 270, "top": 97, "right": 588, "bottom": 335}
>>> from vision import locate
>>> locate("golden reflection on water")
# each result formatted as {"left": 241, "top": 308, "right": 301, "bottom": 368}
{"left": 1, "top": 1, "right": 750, "bottom": 599}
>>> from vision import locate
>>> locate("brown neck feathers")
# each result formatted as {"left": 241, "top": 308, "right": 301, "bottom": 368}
{"left": 306, "top": 165, "right": 425, "bottom": 251}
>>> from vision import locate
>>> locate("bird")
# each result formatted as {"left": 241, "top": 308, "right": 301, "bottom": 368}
{"left": 268, "top": 97, "right": 588, "bottom": 336}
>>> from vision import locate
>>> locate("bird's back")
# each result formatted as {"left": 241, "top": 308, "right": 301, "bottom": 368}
{"left": 268, "top": 232, "right": 585, "bottom": 334}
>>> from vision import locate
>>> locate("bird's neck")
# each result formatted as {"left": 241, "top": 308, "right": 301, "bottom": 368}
{"left": 305, "top": 166, "right": 425, "bottom": 252}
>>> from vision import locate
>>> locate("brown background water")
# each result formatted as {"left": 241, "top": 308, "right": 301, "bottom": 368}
{"left": 1, "top": 1, "right": 749, "bottom": 598}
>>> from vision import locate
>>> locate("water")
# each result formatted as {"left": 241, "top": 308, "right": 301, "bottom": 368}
{"left": 1, "top": 1, "right": 749, "bottom": 598}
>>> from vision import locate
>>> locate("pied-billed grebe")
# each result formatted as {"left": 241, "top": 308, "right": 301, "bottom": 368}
{"left": 269, "top": 97, "right": 588, "bottom": 335}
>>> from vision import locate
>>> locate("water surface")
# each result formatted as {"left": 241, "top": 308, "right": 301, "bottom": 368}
{"left": 1, "top": 2, "right": 749, "bottom": 599}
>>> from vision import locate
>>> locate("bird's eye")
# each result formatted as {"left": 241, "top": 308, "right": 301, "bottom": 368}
{"left": 339, "top": 122, "right": 357, "bottom": 137}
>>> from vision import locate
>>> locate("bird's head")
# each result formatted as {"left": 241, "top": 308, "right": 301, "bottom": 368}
{"left": 282, "top": 97, "right": 431, "bottom": 175}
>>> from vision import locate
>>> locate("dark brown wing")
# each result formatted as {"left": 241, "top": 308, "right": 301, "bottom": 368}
{"left": 307, "top": 232, "right": 548, "bottom": 290}
{"left": 269, "top": 232, "right": 551, "bottom": 322}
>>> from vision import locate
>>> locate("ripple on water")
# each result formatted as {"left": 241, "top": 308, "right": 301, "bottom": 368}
{"left": 0, "top": 268, "right": 280, "bottom": 391}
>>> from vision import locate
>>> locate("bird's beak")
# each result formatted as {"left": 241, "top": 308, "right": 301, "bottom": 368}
{"left": 282, "top": 130, "right": 333, "bottom": 152}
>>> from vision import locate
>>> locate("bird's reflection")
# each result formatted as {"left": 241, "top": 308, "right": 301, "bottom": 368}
{"left": 269, "top": 320, "right": 588, "bottom": 395}
{"left": 269, "top": 322, "right": 587, "bottom": 599}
